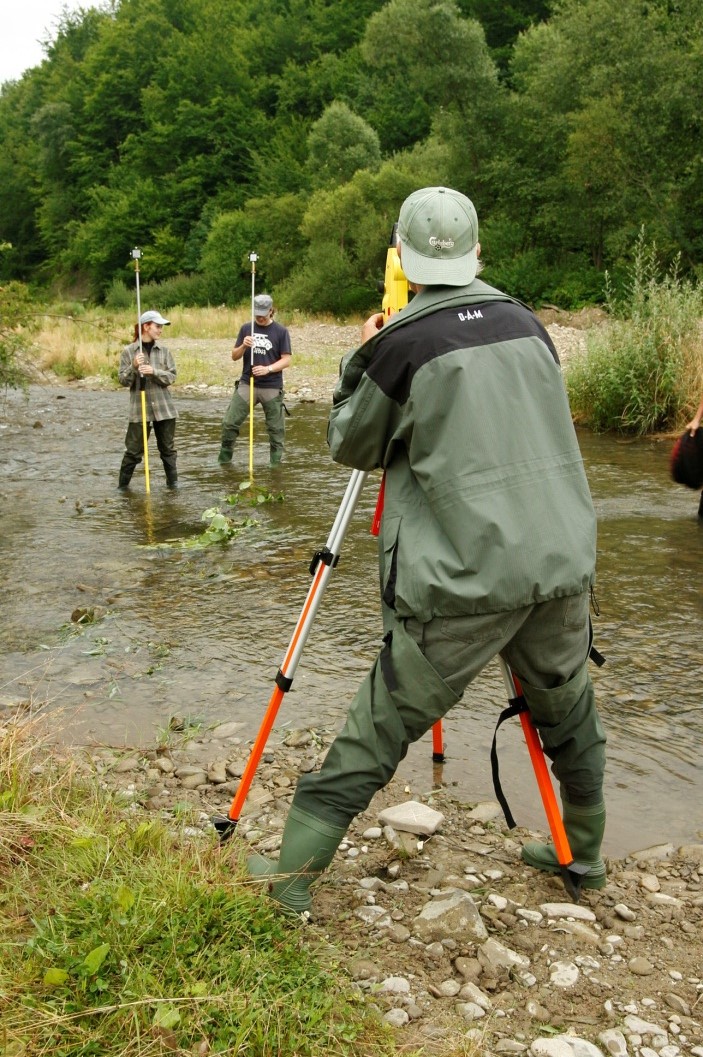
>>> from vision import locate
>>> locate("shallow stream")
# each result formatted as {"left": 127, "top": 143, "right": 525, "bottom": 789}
{"left": 1, "top": 384, "right": 701, "bottom": 855}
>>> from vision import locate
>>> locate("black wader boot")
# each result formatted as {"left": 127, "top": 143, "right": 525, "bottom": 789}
{"left": 118, "top": 457, "right": 136, "bottom": 491}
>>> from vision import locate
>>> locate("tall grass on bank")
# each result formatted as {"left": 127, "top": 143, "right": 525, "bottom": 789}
{"left": 566, "top": 235, "right": 703, "bottom": 434}
{"left": 31, "top": 306, "right": 249, "bottom": 385}
{"left": 27, "top": 305, "right": 354, "bottom": 389}
{"left": 0, "top": 716, "right": 397, "bottom": 1057}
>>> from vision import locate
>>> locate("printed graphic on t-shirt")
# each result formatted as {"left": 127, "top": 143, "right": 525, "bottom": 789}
{"left": 252, "top": 334, "right": 274, "bottom": 357}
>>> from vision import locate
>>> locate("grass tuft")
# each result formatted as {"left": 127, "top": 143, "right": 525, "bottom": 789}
{"left": 0, "top": 715, "right": 396, "bottom": 1056}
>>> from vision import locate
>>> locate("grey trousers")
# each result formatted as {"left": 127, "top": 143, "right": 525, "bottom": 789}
{"left": 293, "top": 591, "right": 606, "bottom": 828}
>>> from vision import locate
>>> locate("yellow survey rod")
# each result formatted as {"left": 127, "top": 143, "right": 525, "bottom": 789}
{"left": 248, "top": 251, "right": 258, "bottom": 484}
{"left": 132, "top": 247, "right": 150, "bottom": 494}
{"left": 140, "top": 383, "right": 151, "bottom": 494}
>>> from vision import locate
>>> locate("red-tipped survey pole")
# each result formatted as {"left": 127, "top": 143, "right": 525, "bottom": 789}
{"left": 497, "top": 657, "right": 589, "bottom": 901}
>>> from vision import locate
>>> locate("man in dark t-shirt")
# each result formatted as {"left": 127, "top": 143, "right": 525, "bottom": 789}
{"left": 218, "top": 293, "right": 292, "bottom": 467}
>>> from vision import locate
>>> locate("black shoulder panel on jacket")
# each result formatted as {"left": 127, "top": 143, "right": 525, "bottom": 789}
{"left": 366, "top": 301, "right": 559, "bottom": 406}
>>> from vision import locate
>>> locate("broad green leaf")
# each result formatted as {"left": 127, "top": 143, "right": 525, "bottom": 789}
{"left": 153, "top": 1004, "right": 181, "bottom": 1029}
{"left": 82, "top": 943, "right": 110, "bottom": 974}
{"left": 43, "top": 967, "right": 70, "bottom": 986}
{"left": 114, "top": 885, "right": 135, "bottom": 912}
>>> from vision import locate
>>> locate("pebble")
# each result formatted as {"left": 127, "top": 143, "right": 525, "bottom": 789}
{"left": 628, "top": 957, "right": 655, "bottom": 976}
{"left": 613, "top": 904, "right": 637, "bottom": 921}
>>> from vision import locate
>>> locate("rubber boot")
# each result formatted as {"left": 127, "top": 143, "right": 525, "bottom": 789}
{"left": 218, "top": 447, "right": 233, "bottom": 465}
{"left": 521, "top": 800, "right": 607, "bottom": 889}
{"left": 247, "top": 804, "right": 347, "bottom": 914}
{"left": 117, "top": 460, "right": 134, "bottom": 491}
{"left": 269, "top": 449, "right": 283, "bottom": 468}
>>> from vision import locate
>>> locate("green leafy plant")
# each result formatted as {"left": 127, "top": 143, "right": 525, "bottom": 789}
{"left": 225, "top": 483, "right": 285, "bottom": 506}
{"left": 195, "top": 506, "right": 258, "bottom": 545}
{"left": 567, "top": 232, "right": 703, "bottom": 433}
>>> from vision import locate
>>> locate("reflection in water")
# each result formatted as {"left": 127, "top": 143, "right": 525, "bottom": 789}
{"left": 1, "top": 387, "right": 702, "bottom": 854}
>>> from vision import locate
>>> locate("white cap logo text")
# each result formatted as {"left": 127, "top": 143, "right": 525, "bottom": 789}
{"left": 429, "top": 236, "right": 454, "bottom": 250}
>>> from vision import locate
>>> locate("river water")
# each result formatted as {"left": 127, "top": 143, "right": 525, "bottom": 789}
{"left": 1, "top": 384, "right": 701, "bottom": 855}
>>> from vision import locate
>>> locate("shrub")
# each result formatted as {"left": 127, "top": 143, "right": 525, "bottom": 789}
{"left": 566, "top": 233, "right": 703, "bottom": 434}
{"left": 0, "top": 281, "right": 36, "bottom": 391}
{"left": 277, "top": 242, "right": 373, "bottom": 316}
{"left": 104, "top": 278, "right": 133, "bottom": 310}
{"left": 139, "top": 272, "right": 210, "bottom": 309}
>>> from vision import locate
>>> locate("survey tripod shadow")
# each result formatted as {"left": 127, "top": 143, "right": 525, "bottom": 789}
{"left": 213, "top": 468, "right": 591, "bottom": 902}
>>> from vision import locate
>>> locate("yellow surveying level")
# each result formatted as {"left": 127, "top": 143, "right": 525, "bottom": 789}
{"left": 381, "top": 223, "right": 410, "bottom": 321}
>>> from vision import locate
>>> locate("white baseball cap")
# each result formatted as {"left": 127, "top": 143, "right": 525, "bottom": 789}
{"left": 140, "top": 310, "right": 170, "bottom": 325}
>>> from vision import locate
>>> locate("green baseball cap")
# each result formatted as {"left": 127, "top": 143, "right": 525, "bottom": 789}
{"left": 397, "top": 186, "right": 479, "bottom": 286}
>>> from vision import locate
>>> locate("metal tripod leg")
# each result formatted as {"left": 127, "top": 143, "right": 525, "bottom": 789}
{"left": 213, "top": 469, "right": 369, "bottom": 840}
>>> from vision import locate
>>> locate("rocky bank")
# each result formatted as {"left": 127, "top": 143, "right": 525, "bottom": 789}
{"left": 53, "top": 713, "right": 703, "bottom": 1057}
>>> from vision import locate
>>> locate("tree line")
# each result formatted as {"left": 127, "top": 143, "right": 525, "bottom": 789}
{"left": 1, "top": 0, "right": 701, "bottom": 314}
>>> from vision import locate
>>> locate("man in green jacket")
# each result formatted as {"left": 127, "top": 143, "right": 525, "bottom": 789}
{"left": 251, "top": 186, "right": 607, "bottom": 911}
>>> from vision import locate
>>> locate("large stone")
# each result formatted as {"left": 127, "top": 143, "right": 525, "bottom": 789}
{"left": 532, "top": 1038, "right": 604, "bottom": 1057}
{"left": 378, "top": 800, "right": 445, "bottom": 836}
{"left": 629, "top": 843, "right": 675, "bottom": 862}
{"left": 412, "top": 889, "right": 488, "bottom": 944}
{"left": 478, "top": 937, "right": 530, "bottom": 975}
{"left": 540, "top": 902, "right": 596, "bottom": 922}
{"left": 466, "top": 801, "right": 503, "bottom": 823}
{"left": 211, "top": 721, "right": 245, "bottom": 739}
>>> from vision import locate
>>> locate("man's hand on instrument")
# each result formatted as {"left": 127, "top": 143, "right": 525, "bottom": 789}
{"left": 361, "top": 312, "right": 384, "bottom": 344}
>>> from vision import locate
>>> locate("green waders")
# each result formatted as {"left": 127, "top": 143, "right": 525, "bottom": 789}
{"left": 219, "top": 386, "right": 285, "bottom": 466}
{"left": 248, "top": 806, "right": 347, "bottom": 914}
{"left": 516, "top": 665, "right": 607, "bottom": 888}
{"left": 253, "top": 597, "right": 607, "bottom": 912}
{"left": 250, "top": 618, "right": 460, "bottom": 912}
{"left": 521, "top": 800, "right": 606, "bottom": 888}
{"left": 119, "top": 419, "right": 177, "bottom": 488}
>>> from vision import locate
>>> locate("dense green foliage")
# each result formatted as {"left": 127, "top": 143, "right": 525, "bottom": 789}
{"left": 1, "top": 0, "right": 702, "bottom": 312}
{"left": 567, "top": 234, "right": 703, "bottom": 434}
{"left": 0, "top": 279, "right": 35, "bottom": 389}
